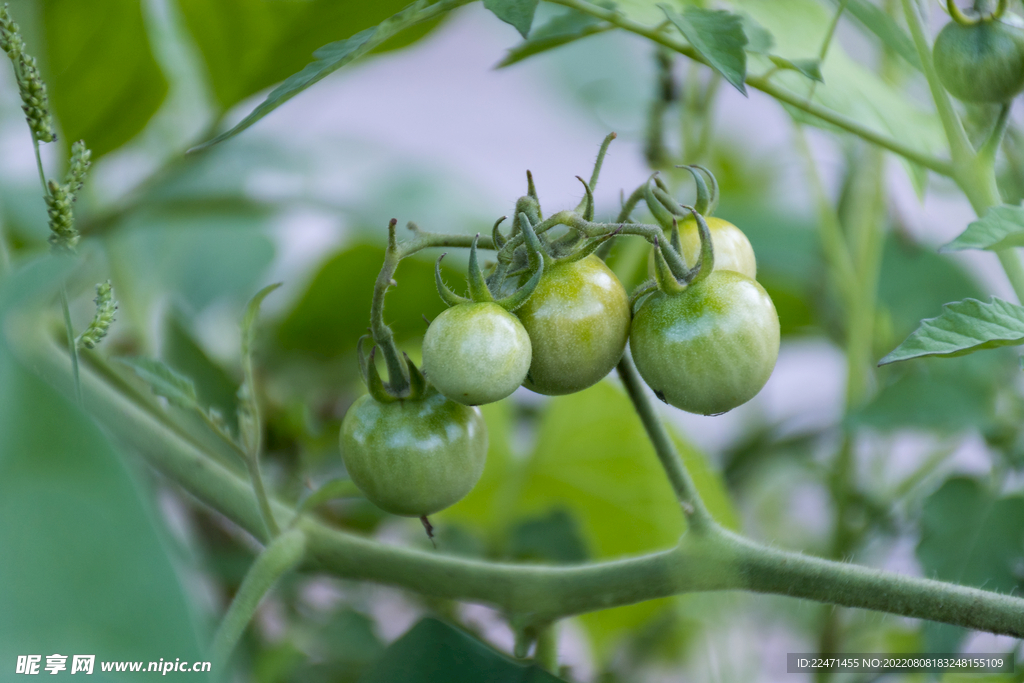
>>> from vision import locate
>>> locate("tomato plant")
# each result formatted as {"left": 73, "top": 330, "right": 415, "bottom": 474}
{"left": 7, "top": 0, "right": 1024, "bottom": 681}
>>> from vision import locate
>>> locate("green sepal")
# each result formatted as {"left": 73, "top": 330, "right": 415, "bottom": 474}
{"left": 629, "top": 278, "right": 659, "bottom": 316}
{"left": 495, "top": 214, "right": 546, "bottom": 312}
{"left": 467, "top": 234, "right": 496, "bottom": 303}
{"left": 644, "top": 177, "right": 677, "bottom": 231}
{"left": 685, "top": 206, "right": 715, "bottom": 286}
{"left": 657, "top": 221, "right": 693, "bottom": 282}
{"left": 435, "top": 254, "right": 470, "bottom": 307}
{"left": 492, "top": 216, "right": 508, "bottom": 249}
{"left": 652, "top": 241, "right": 686, "bottom": 294}
{"left": 404, "top": 352, "right": 430, "bottom": 400}
{"left": 684, "top": 164, "right": 719, "bottom": 215}
{"left": 559, "top": 230, "right": 618, "bottom": 265}
{"left": 574, "top": 175, "right": 595, "bottom": 221}
{"left": 679, "top": 165, "right": 711, "bottom": 216}
{"left": 670, "top": 217, "right": 682, "bottom": 254}
{"left": 366, "top": 348, "right": 399, "bottom": 403}
{"left": 514, "top": 171, "right": 542, "bottom": 229}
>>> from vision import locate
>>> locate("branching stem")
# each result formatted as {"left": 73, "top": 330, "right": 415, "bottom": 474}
{"left": 17, "top": 331, "right": 1024, "bottom": 639}
{"left": 210, "top": 528, "right": 306, "bottom": 672}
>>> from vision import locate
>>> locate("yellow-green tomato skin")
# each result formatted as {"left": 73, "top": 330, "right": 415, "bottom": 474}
{"left": 630, "top": 270, "right": 780, "bottom": 415}
{"left": 423, "top": 302, "right": 532, "bottom": 405}
{"left": 516, "top": 255, "right": 631, "bottom": 395}
{"left": 340, "top": 391, "right": 488, "bottom": 517}
{"left": 647, "top": 216, "right": 757, "bottom": 280}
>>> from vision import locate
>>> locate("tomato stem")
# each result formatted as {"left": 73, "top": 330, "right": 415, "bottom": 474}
{"left": 24, "top": 330, "right": 1024, "bottom": 639}
{"left": 210, "top": 528, "right": 306, "bottom": 671}
{"left": 616, "top": 353, "right": 714, "bottom": 531}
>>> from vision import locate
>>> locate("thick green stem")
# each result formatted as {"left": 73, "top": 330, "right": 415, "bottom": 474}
{"left": 545, "top": 0, "right": 954, "bottom": 176}
{"left": 16, "top": 330, "right": 1024, "bottom": 637}
{"left": 617, "top": 353, "right": 715, "bottom": 532}
{"left": 210, "top": 528, "right": 306, "bottom": 673}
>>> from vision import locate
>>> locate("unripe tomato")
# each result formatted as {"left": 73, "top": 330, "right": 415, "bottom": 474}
{"left": 933, "top": 16, "right": 1024, "bottom": 103}
{"left": 516, "top": 255, "right": 630, "bottom": 395}
{"left": 340, "top": 390, "right": 488, "bottom": 517}
{"left": 630, "top": 270, "right": 780, "bottom": 415}
{"left": 423, "top": 302, "right": 532, "bottom": 405}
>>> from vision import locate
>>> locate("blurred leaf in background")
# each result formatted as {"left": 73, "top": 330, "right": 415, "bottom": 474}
{"left": 358, "top": 618, "right": 565, "bottom": 683}
{"left": 37, "top": 0, "right": 168, "bottom": 158}
{"left": 177, "top": 0, "right": 443, "bottom": 112}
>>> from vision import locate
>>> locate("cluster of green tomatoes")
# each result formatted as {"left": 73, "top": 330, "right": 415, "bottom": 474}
{"left": 340, "top": 161, "right": 780, "bottom": 524}
{"left": 933, "top": 0, "right": 1024, "bottom": 103}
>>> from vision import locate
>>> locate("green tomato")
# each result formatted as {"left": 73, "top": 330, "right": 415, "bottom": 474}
{"left": 340, "top": 390, "right": 488, "bottom": 517}
{"left": 516, "top": 255, "right": 631, "bottom": 395}
{"left": 647, "top": 215, "right": 756, "bottom": 280}
{"left": 423, "top": 302, "right": 532, "bottom": 405}
{"left": 933, "top": 16, "right": 1024, "bottom": 103}
{"left": 630, "top": 270, "right": 780, "bottom": 416}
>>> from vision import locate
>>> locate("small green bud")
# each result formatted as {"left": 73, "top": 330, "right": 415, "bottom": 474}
{"left": 77, "top": 281, "right": 117, "bottom": 350}
{"left": 0, "top": 6, "right": 55, "bottom": 143}
{"left": 46, "top": 180, "right": 78, "bottom": 252}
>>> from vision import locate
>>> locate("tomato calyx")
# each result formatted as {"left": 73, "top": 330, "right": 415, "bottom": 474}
{"left": 650, "top": 206, "right": 715, "bottom": 294}
{"left": 435, "top": 219, "right": 545, "bottom": 313}
{"left": 357, "top": 338, "right": 430, "bottom": 403}
{"left": 947, "top": 0, "right": 1007, "bottom": 25}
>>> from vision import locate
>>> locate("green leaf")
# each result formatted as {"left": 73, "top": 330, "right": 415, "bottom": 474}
{"left": 0, "top": 349, "right": 205, "bottom": 670}
{"left": 190, "top": 0, "right": 464, "bottom": 152}
{"left": 163, "top": 310, "right": 240, "bottom": 429}
{"left": 837, "top": 0, "right": 921, "bottom": 71}
{"left": 359, "top": 618, "right": 565, "bottom": 682}
{"left": 740, "top": 14, "right": 774, "bottom": 53}
{"left": 916, "top": 477, "right": 1024, "bottom": 653}
{"left": 879, "top": 298, "right": 1024, "bottom": 365}
{"left": 117, "top": 356, "right": 200, "bottom": 409}
{"left": 40, "top": 0, "right": 168, "bottom": 158}
{"left": 507, "top": 509, "right": 589, "bottom": 563}
{"left": 484, "top": 0, "right": 539, "bottom": 38}
{"left": 106, "top": 207, "right": 276, "bottom": 315}
{"left": 769, "top": 55, "right": 823, "bottom": 82}
{"left": 940, "top": 205, "right": 1024, "bottom": 252}
{"left": 497, "top": 8, "right": 609, "bottom": 68}
{"left": 850, "top": 354, "right": 1005, "bottom": 432}
{"left": 917, "top": 476, "right": 1024, "bottom": 595}
{"left": 660, "top": 5, "right": 748, "bottom": 95}
{"left": 177, "top": 0, "right": 442, "bottom": 112}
